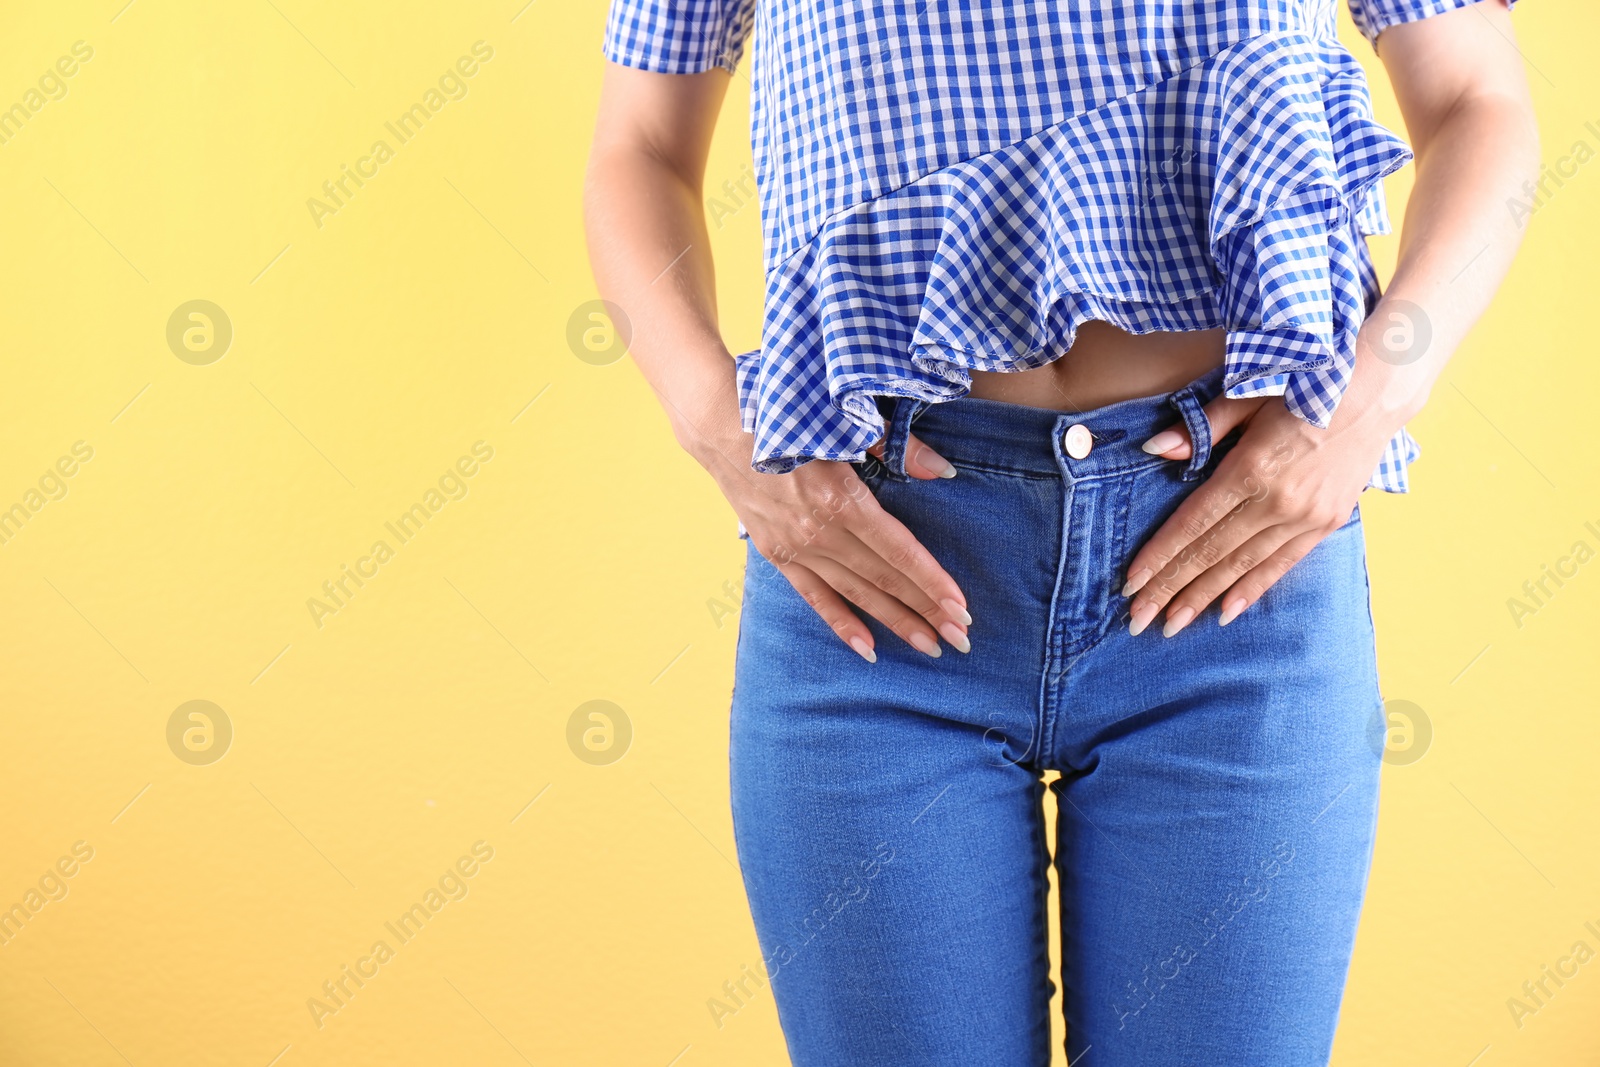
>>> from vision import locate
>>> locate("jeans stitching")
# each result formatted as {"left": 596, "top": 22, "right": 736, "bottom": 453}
{"left": 1035, "top": 476, "right": 1077, "bottom": 766}
{"left": 1052, "top": 474, "right": 1139, "bottom": 666}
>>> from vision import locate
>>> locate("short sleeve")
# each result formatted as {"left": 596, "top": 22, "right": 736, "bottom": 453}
{"left": 601, "top": 0, "right": 758, "bottom": 75}
{"left": 1347, "top": 0, "right": 1518, "bottom": 49}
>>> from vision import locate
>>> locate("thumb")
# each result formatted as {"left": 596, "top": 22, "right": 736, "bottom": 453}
{"left": 1138, "top": 394, "right": 1267, "bottom": 461}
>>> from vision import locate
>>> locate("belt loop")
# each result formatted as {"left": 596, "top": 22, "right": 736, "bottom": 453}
{"left": 1166, "top": 385, "right": 1214, "bottom": 481}
{"left": 881, "top": 395, "right": 927, "bottom": 480}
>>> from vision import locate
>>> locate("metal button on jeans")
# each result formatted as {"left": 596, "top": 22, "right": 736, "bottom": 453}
{"left": 1063, "top": 423, "right": 1093, "bottom": 459}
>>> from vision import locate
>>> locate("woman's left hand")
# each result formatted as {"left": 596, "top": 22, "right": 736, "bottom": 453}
{"left": 1120, "top": 391, "right": 1398, "bottom": 636}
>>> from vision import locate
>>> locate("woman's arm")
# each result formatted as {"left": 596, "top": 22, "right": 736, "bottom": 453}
{"left": 1120, "top": 0, "right": 1539, "bottom": 635}
{"left": 584, "top": 65, "right": 738, "bottom": 466}
{"left": 584, "top": 63, "right": 972, "bottom": 660}
{"left": 1341, "top": 0, "right": 1541, "bottom": 428}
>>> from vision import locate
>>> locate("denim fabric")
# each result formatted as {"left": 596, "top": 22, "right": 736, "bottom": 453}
{"left": 729, "top": 365, "right": 1385, "bottom": 1066}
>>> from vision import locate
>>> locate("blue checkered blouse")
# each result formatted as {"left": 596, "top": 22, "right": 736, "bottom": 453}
{"left": 602, "top": 0, "right": 1518, "bottom": 493}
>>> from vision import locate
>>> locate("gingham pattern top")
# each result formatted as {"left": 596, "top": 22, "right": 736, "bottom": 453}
{"left": 602, "top": 0, "right": 1519, "bottom": 493}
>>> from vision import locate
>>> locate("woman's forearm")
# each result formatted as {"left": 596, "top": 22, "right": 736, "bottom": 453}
{"left": 1337, "top": 94, "right": 1541, "bottom": 442}
{"left": 583, "top": 140, "right": 750, "bottom": 474}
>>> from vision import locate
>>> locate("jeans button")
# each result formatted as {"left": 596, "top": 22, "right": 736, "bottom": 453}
{"left": 1063, "top": 423, "right": 1093, "bottom": 459}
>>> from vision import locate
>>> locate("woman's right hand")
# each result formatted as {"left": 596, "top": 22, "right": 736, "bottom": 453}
{"left": 705, "top": 430, "right": 972, "bottom": 663}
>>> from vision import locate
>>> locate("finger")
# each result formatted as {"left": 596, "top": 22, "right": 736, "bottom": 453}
{"left": 806, "top": 555, "right": 949, "bottom": 657}
{"left": 1138, "top": 395, "right": 1267, "bottom": 461}
{"left": 832, "top": 529, "right": 970, "bottom": 651}
{"left": 1215, "top": 529, "right": 1326, "bottom": 626}
{"left": 903, "top": 432, "right": 957, "bottom": 480}
{"left": 1152, "top": 525, "right": 1298, "bottom": 637}
{"left": 775, "top": 560, "right": 881, "bottom": 663}
{"left": 850, "top": 508, "right": 972, "bottom": 628}
{"left": 1121, "top": 462, "right": 1271, "bottom": 605}
{"left": 864, "top": 432, "right": 956, "bottom": 480}
{"left": 1125, "top": 491, "right": 1275, "bottom": 636}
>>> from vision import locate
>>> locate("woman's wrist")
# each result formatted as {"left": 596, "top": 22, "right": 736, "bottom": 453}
{"left": 629, "top": 334, "right": 747, "bottom": 470}
{"left": 1339, "top": 323, "right": 1438, "bottom": 435}
{"left": 663, "top": 359, "right": 752, "bottom": 473}
{"left": 676, "top": 404, "right": 751, "bottom": 474}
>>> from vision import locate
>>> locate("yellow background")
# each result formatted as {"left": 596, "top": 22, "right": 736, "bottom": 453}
{"left": 0, "top": 1, "right": 1592, "bottom": 1064}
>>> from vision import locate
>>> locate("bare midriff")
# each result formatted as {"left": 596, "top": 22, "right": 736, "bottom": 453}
{"left": 967, "top": 320, "right": 1227, "bottom": 413}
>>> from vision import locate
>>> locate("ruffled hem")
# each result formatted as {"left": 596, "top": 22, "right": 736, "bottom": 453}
{"left": 739, "top": 31, "right": 1415, "bottom": 491}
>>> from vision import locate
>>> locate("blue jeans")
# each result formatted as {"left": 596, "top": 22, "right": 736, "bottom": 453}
{"left": 729, "top": 365, "right": 1384, "bottom": 1066}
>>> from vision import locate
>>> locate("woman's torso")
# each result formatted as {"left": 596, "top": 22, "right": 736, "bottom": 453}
{"left": 967, "top": 324, "right": 1226, "bottom": 412}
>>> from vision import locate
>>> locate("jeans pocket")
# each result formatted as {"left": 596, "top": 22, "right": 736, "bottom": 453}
{"left": 853, "top": 453, "right": 888, "bottom": 484}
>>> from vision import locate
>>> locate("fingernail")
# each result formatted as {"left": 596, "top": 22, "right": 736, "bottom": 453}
{"left": 937, "top": 621, "right": 971, "bottom": 654}
{"left": 1141, "top": 429, "right": 1185, "bottom": 455}
{"left": 1127, "top": 600, "right": 1158, "bottom": 637}
{"left": 1219, "top": 597, "right": 1247, "bottom": 626}
{"left": 940, "top": 598, "right": 973, "bottom": 626}
{"left": 1162, "top": 605, "right": 1195, "bottom": 637}
{"left": 1122, "top": 568, "right": 1152, "bottom": 597}
{"left": 912, "top": 443, "right": 958, "bottom": 479}
{"left": 849, "top": 636, "right": 877, "bottom": 663}
{"left": 909, "top": 631, "right": 942, "bottom": 658}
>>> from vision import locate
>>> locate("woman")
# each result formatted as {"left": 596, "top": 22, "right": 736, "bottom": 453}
{"left": 585, "top": 0, "right": 1536, "bottom": 1062}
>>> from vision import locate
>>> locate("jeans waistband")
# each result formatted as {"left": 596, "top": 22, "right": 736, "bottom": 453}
{"left": 879, "top": 363, "right": 1229, "bottom": 481}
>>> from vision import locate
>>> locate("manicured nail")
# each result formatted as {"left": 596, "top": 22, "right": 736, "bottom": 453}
{"left": 1162, "top": 605, "right": 1195, "bottom": 637}
{"left": 937, "top": 621, "right": 971, "bottom": 654}
{"left": 1141, "top": 429, "right": 1185, "bottom": 455}
{"left": 1219, "top": 597, "right": 1247, "bottom": 626}
{"left": 909, "top": 631, "right": 943, "bottom": 658}
{"left": 940, "top": 598, "right": 973, "bottom": 626}
{"left": 1122, "top": 568, "right": 1152, "bottom": 597}
{"left": 914, "top": 444, "right": 958, "bottom": 479}
{"left": 1127, "top": 600, "right": 1159, "bottom": 637}
{"left": 849, "top": 636, "right": 877, "bottom": 663}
